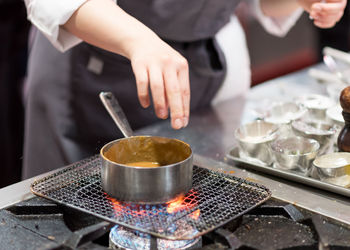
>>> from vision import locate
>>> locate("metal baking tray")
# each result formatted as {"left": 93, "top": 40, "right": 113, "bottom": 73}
{"left": 226, "top": 147, "right": 350, "bottom": 198}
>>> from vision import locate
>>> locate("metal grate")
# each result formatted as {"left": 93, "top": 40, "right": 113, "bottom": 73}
{"left": 31, "top": 155, "right": 271, "bottom": 240}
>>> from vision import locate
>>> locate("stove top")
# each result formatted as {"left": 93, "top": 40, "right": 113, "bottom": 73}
{"left": 1, "top": 196, "right": 350, "bottom": 250}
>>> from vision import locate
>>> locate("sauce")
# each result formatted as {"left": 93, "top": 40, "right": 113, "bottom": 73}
{"left": 125, "top": 161, "right": 161, "bottom": 168}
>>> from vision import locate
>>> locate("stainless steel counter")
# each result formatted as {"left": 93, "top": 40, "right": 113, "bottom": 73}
{"left": 1, "top": 66, "right": 350, "bottom": 226}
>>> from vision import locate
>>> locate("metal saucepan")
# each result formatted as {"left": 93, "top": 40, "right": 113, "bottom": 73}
{"left": 99, "top": 92, "right": 193, "bottom": 204}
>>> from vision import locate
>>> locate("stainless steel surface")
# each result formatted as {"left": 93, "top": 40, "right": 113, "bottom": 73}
{"left": 291, "top": 120, "right": 336, "bottom": 155}
{"left": 0, "top": 165, "right": 69, "bottom": 209}
{"left": 30, "top": 155, "right": 271, "bottom": 240}
{"left": 2, "top": 65, "right": 350, "bottom": 226}
{"left": 100, "top": 136, "right": 193, "bottom": 203}
{"left": 99, "top": 92, "right": 133, "bottom": 138}
{"left": 234, "top": 120, "right": 279, "bottom": 165}
{"left": 313, "top": 152, "right": 350, "bottom": 187}
{"left": 271, "top": 137, "right": 319, "bottom": 173}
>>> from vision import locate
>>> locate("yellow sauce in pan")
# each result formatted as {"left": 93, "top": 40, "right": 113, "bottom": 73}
{"left": 125, "top": 161, "right": 161, "bottom": 168}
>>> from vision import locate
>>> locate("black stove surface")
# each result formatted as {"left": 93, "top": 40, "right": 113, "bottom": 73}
{"left": 1, "top": 197, "right": 350, "bottom": 250}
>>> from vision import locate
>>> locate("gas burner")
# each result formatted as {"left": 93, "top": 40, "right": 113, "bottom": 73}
{"left": 109, "top": 225, "right": 201, "bottom": 250}
{"left": 105, "top": 193, "right": 201, "bottom": 239}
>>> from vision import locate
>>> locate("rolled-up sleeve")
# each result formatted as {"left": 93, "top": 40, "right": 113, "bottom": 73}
{"left": 250, "top": 0, "right": 303, "bottom": 37}
{"left": 24, "top": 0, "right": 87, "bottom": 52}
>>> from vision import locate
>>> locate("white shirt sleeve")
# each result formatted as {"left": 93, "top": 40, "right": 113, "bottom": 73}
{"left": 250, "top": 0, "right": 304, "bottom": 37}
{"left": 24, "top": 0, "right": 88, "bottom": 52}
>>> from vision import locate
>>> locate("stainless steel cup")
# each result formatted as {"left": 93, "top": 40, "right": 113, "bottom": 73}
{"left": 264, "top": 102, "right": 307, "bottom": 137}
{"left": 234, "top": 120, "right": 279, "bottom": 165}
{"left": 100, "top": 136, "right": 193, "bottom": 204}
{"left": 291, "top": 120, "right": 336, "bottom": 155}
{"left": 270, "top": 136, "right": 319, "bottom": 173}
{"left": 313, "top": 152, "right": 350, "bottom": 187}
{"left": 295, "top": 94, "right": 335, "bottom": 121}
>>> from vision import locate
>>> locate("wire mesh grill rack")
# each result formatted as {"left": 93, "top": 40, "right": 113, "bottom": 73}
{"left": 31, "top": 155, "right": 271, "bottom": 240}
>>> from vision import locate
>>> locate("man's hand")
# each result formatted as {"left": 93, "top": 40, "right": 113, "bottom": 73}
{"left": 64, "top": 0, "right": 190, "bottom": 130}
{"left": 129, "top": 37, "right": 190, "bottom": 130}
{"left": 299, "top": 0, "right": 347, "bottom": 28}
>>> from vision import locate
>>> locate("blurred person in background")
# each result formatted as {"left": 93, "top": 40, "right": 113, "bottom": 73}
{"left": 0, "top": 0, "right": 30, "bottom": 187}
{"left": 22, "top": 0, "right": 346, "bottom": 179}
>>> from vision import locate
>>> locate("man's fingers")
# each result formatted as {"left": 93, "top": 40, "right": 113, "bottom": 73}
{"left": 312, "top": 4, "right": 345, "bottom": 16}
{"left": 132, "top": 61, "right": 150, "bottom": 108}
{"left": 311, "top": 11, "right": 342, "bottom": 27}
{"left": 149, "top": 65, "right": 168, "bottom": 119}
{"left": 177, "top": 59, "right": 190, "bottom": 127}
{"left": 164, "top": 67, "right": 184, "bottom": 130}
{"left": 313, "top": 2, "right": 345, "bottom": 14}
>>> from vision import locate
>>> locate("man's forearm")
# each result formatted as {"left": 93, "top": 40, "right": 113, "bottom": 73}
{"left": 63, "top": 0, "right": 158, "bottom": 60}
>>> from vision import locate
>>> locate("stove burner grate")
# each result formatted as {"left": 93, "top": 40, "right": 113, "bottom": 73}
{"left": 31, "top": 155, "right": 271, "bottom": 240}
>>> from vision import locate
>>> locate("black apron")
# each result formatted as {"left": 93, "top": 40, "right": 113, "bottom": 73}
{"left": 22, "top": 0, "right": 241, "bottom": 179}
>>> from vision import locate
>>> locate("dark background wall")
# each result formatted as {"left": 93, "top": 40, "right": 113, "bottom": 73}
{"left": 0, "top": 1, "right": 30, "bottom": 188}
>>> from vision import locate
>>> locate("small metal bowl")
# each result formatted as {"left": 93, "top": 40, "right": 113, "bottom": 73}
{"left": 313, "top": 152, "right": 350, "bottom": 187}
{"left": 291, "top": 120, "right": 336, "bottom": 155}
{"left": 264, "top": 102, "right": 307, "bottom": 124}
{"left": 234, "top": 120, "right": 279, "bottom": 165}
{"left": 264, "top": 102, "right": 307, "bottom": 137}
{"left": 270, "top": 137, "right": 319, "bottom": 173}
{"left": 296, "top": 94, "right": 335, "bottom": 121}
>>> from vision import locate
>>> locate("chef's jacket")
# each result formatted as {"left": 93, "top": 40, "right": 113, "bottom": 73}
{"left": 24, "top": 0, "right": 302, "bottom": 52}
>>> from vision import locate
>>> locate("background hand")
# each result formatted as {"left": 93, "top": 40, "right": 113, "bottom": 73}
{"left": 299, "top": 0, "right": 347, "bottom": 28}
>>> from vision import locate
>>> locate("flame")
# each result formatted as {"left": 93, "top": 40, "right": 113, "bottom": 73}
{"left": 105, "top": 194, "right": 146, "bottom": 217}
{"left": 166, "top": 194, "right": 187, "bottom": 214}
{"left": 105, "top": 190, "right": 200, "bottom": 220}
{"left": 166, "top": 192, "right": 200, "bottom": 220}
{"left": 189, "top": 209, "right": 200, "bottom": 220}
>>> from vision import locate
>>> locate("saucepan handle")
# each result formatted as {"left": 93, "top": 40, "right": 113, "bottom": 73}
{"left": 99, "top": 92, "right": 134, "bottom": 138}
